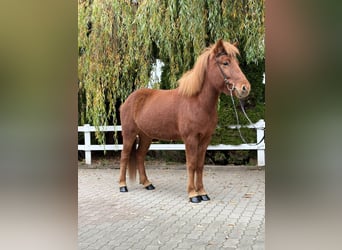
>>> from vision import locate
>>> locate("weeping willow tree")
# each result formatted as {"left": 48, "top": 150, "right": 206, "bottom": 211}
{"left": 78, "top": 0, "right": 265, "bottom": 144}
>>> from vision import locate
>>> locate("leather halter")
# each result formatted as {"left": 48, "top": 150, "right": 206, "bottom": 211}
{"left": 215, "top": 55, "right": 235, "bottom": 91}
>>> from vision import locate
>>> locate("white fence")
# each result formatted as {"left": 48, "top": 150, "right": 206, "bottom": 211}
{"left": 78, "top": 119, "right": 265, "bottom": 166}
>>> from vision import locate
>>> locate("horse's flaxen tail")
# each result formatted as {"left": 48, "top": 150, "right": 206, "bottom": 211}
{"left": 128, "top": 138, "right": 137, "bottom": 182}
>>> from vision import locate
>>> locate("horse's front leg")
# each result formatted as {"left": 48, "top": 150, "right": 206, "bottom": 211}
{"left": 185, "top": 138, "right": 201, "bottom": 203}
{"left": 195, "top": 136, "right": 211, "bottom": 201}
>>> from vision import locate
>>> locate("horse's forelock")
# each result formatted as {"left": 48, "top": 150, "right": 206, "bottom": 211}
{"left": 221, "top": 41, "right": 240, "bottom": 58}
{"left": 216, "top": 41, "right": 240, "bottom": 57}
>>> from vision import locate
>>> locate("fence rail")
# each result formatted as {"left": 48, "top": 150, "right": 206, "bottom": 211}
{"left": 78, "top": 119, "right": 265, "bottom": 166}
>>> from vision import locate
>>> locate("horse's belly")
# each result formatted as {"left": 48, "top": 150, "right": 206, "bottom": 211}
{"left": 135, "top": 112, "right": 181, "bottom": 140}
{"left": 137, "top": 122, "right": 180, "bottom": 140}
{"left": 148, "top": 129, "right": 180, "bottom": 141}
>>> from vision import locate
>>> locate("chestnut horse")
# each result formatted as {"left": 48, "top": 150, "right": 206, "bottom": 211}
{"left": 119, "top": 39, "right": 250, "bottom": 203}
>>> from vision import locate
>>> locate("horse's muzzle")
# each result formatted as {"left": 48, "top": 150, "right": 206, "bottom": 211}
{"left": 235, "top": 82, "right": 250, "bottom": 99}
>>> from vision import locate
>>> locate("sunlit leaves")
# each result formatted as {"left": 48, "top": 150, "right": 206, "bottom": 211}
{"left": 78, "top": 0, "right": 265, "bottom": 144}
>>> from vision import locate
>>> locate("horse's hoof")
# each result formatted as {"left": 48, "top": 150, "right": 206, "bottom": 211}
{"left": 199, "top": 194, "right": 210, "bottom": 201}
{"left": 119, "top": 186, "right": 128, "bottom": 192}
{"left": 189, "top": 196, "right": 202, "bottom": 203}
{"left": 145, "top": 184, "right": 155, "bottom": 190}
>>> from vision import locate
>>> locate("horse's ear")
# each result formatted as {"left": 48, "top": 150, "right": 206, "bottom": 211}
{"left": 232, "top": 41, "right": 239, "bottom": 48}
{"left": 213, "top": 39, "right": 225, "bottom": 56}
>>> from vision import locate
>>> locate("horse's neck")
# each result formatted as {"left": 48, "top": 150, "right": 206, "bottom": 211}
{"left": 198, "top": 80, "right": 220, "bottom": 113}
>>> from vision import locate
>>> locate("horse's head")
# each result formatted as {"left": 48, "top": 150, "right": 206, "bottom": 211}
{"left": 210, "top": 39, "right": 250, "bottom": 99}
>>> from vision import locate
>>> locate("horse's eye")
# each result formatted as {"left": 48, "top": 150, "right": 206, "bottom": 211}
{"left": 223, "top": 61, "right": 229, "bottom": 66}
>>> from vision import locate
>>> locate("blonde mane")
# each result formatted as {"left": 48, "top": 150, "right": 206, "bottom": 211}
{"left": 178, "top": 41, "right": 239, "bottom": 97}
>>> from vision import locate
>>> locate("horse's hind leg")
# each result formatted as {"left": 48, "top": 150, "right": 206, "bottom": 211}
{"left": 119, "top": 132, "right": 136, "bottom": 192}
{"left": 136, "top": 133, "right": 154, "bottom": 190}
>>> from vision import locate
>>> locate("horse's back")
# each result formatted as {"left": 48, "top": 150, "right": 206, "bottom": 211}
{"left": 120, "top": 88, "right": 181, "bottom": 140}
{"left": 120, "top": 88, "right": 159, "bottom": 119}
{"left": 120, "top": 88, "right": 154, "bottom": 128}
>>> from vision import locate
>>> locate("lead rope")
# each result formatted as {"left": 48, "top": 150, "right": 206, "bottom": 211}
{"left": 228, "top": 86, "right": 265, "bottom": 145}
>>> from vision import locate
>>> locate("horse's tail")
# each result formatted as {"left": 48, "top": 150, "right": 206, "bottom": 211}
{"left": 128, "top": 137, "right": 137, "bottom": 182}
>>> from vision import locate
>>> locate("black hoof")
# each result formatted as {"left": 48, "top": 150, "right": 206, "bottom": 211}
{"left": 119, "top": 186, "right": 128, "bottom": 192}
{"left": 189, "top": 196, "right": 202, "bottom": 203}
{"left": 145, "top": 184, "right": 155, "bottom": 190}
{"left": 199, "top": 194, "right": 210, "bottom": 201}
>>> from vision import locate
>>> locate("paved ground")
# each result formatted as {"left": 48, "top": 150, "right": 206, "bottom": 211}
{"left": 78, "top": 164, "right": 265, "bottom": 250}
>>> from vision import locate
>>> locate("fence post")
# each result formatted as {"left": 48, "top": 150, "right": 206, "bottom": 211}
{"left": 256, "top": 119, "right": 265, "bottom": 166}
{"left": 84, "top": 124, "right": 91, "bottom": 165}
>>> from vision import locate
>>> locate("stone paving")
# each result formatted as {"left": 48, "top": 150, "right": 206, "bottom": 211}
{"left": 78, "top": 165, "right": 265, "bottom": 249}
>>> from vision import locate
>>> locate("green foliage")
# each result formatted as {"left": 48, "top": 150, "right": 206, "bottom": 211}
{"left": 78, "top": 0, "right": 146, "bottom": 143}
{"left": 78, "top": 0, "right": 265, "bottom": 145}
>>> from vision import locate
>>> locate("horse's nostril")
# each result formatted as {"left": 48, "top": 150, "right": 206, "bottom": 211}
{"left": 242, "top": 85, "right": 247, "bottom": 91}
